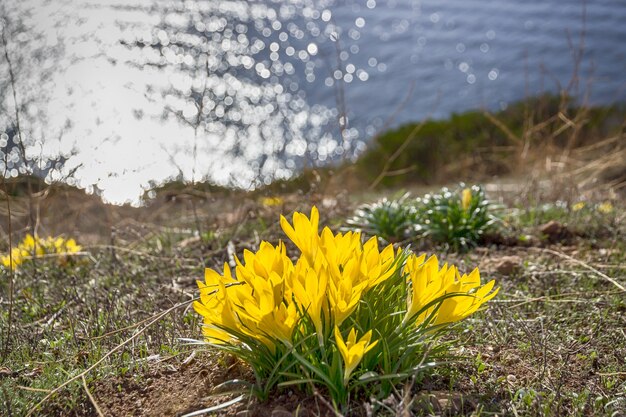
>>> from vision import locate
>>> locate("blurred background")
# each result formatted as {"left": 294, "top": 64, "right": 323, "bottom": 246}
{"left": 1, "top": 0, "right": 624, "bottom": 205}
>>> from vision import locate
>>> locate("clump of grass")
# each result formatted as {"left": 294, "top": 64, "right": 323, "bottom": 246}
{"left": 505, "top": 198, "right": 620, "bottom": 241}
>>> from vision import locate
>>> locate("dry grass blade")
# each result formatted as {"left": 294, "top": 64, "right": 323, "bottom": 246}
{"left": 534, "top": 247, "right": 625, "bottom": 292}
{"left": 81, "top": 375, "right": 104, "bottom": 417}
{"left": 314, "top": 390, "right": 345, "bottom": 417}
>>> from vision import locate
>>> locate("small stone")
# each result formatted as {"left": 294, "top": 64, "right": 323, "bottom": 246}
{"left": 271, "top": 406, "right": 293, "bottom": 417}
{"left": 539, "top": 220, "right": 569, "bottom": 241}
{"left": 494, "top": 256, "right": 522, "bottom": 275}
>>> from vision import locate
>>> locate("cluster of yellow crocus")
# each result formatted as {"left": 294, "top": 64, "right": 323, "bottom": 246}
{"left": 194, "top": 207, "right": 498, "bottom": 383}
{"left": 1, "top": 234, "right": 81, "bottom": 270}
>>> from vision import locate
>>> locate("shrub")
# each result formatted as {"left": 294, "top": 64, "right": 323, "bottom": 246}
{"left": 193, "top": 207, "right": 498, "bottom": 410}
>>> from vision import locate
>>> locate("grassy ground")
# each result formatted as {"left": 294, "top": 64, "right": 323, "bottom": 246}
{"left": 0, "top": 180, "right": 625, "bottom": 416}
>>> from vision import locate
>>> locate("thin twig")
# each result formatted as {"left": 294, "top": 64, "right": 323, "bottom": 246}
{"left": 314, "top": 390, "right": 344, "bottom": 417}
{"left": 16, "top": 386, "right": 53, "bottom": 393}
{"left": 0, "top": 24, "right": 16, "bottom": 366}
{"left": 81, "top": 375, "right": 105, "bottom": 417}
{"left": 1, "top": 23, "right": 37, "bottom": 239}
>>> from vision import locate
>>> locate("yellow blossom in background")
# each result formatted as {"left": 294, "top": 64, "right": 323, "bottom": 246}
{"left": 461, "top": 188, "right": 472, "bottom": 211}
{"left": 597, "top": 201, "right": 614, "bottom": 214}
{"left": 1, "top": 247, "right": 24, "bottom": 270}
{"left": 334, "top": 327, "right": 378, "bottom": 382}
{"left": 572, "top": 202, "right": 586, "bottom": 212}
{"left": 261, "top": 196, "right": 284, "bottom": 207}
{"left": 1, "top": 234, "right": 82, "bottom": 270}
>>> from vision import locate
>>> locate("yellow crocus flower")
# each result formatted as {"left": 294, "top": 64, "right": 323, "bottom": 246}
{"left": 1, "top": 234, "right": 82, "bottom": 270}
{"left": 1, "top": 247, "right": 24, "bottom": 269}
{"left": 334, "top": 327, "right": 378, "bottom": 383}
{"left": 261, "top": 196, "right": 284, "bottom": 207}
{"left": 403, "top": 254, "right": 499, "bottom": 326}
{"left": 327, "top": 256, "right": 368, "bottom": 326}
{"left": 403, "top": 254, "right": 449, "bottom": 325}
{"left": 194, "top": 264, "right": 242, "bottom": 344}
{"left": 434, "top": 272, "right": 498, "bottom": 324}
{"left": 280, "top": 206, "right": 320, "bottom": 263}
{"left": 461, "top": 188, "right": 472, "bottom": 211}
{"left": 65, "top": 239, "right": 81, "bottom": 253}
{"left": 597, "top": 202, "right": 613, "bottom": 214}
{"left": 195, "top": 242, "right": 300, "bottom": 351}
{"left": 361, "top": 237, "right": 397, "bottom": 289}
{"left": 292, "top": 259, "right": 329, "bottom": 343}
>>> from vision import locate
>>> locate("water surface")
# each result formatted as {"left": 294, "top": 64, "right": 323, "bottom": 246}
{"left": 0, "top": 0, "right": 624, "bottom": 203}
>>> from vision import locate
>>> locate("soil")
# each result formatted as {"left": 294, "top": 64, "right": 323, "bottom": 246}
{"left": 93, "top": 358, "right": 336, "bottom": 417}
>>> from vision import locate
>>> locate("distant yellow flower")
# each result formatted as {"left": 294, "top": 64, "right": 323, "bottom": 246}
{"left": 1, "top": 247, "right": 23, "bottom": 269}
{"left": 334, "top": 327, "right": 378, "bottom": 383}
{"left": 597, "top": 202, "right": 614, "bottom": 214}
{"left": 64, "top": 239, "right": 81, "bottom": 253}
{"left": 572, "top": 202, "right": 586, "bottom": 212}
{"left": 261, "top": 196, "right": 284, "bottom": 207}
{"left": 1, "top": 234, "right": 81, "bottom": 270}
{"left": 461, "top": 188, "right": 472, "bottom": 211}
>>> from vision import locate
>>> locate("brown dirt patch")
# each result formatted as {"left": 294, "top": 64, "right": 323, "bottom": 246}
{"left": 92, "top": 357, "right": 336, "bottom": 417}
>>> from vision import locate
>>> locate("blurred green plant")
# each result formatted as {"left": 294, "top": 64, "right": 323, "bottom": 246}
{"left": 418, "top": 184, "right": 500, "bottom": 251}
{"left": 345, "top": 184, "right": 500, "bottom": 250}
{"left": 344, "top": 194, "right": 420, "bottom": 243}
